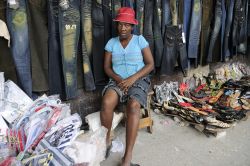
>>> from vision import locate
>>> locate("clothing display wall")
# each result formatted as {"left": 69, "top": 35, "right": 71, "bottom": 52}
{"left": 0, "top": 0, "right": 249, "bottom": 100}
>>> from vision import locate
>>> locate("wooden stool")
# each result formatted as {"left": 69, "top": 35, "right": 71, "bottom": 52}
{"left": 138, "top": 91, "right": 154, "bottom": 133}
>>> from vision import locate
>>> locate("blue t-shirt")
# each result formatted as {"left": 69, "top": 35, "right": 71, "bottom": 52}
{"left": 105, "top": 35, "right": 149, "bottom": 79}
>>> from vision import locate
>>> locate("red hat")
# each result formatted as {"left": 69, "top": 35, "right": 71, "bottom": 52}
{"left": 113, "top": 7, "right": 138, "bottom": 25}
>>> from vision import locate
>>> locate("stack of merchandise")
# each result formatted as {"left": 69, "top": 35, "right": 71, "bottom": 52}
{"left": 0, "top": 72, "right": 107, "bottom": 166}
{"left": 152, "top": 63, "right": 250, "bottom": 136}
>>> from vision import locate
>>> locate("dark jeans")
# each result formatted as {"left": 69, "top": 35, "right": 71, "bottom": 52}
{"left": 81, "top": 0, "right": 96, "bottom": 91}
{"left": 92, "top": 0, "right": 107, "bottom": 85}
{"left": 48, "top": 0, "right": 65, "bottom": 97}
{"left": 238, "top": 0, "right": 248, "bottom": 55}
{"left": 153, "top": 0, "right": 164, "bottom": 67}
{"left": 188, "top": 0, "right": 201, "bottom": 59}
{"left": 111, "top": 0, "right": 121, "bottom": 37}
{"left": 232, "top": 0, "right": 245, "bottom": 54}
{"left": 160, "top": 25, "right": 188, "bottom": 76}
{"left": 6, "top": 0, "right": 32, "bottom": 97}
{"left": 207, "top": 0, "right": 222, "bottom": 63}
{"left": 135, "top": 0, "right": 145, "bottom": 35}
{"left": 161, "top": 0, "right": 171, "bottom": 36}
{"left": 26, "top": 0, "right": 49, "bottom": 92}
{"left": 59, "top": 0, "right": 80, "bottom": 99}
{"left": 103, "top": 0, "right": 112, "bottom": 44}
{"left": 200, "top": 0, "right": 213, "bottom": 65}
{"left": 143, "top": 0, "right": 154, "bottom": 59}
{"left": 223, "top": 0, "right": 235, "bottom": 60}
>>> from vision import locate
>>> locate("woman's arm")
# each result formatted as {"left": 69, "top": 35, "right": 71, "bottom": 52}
{"left": 104, "top": 51, "right": 123, "bottom": 84}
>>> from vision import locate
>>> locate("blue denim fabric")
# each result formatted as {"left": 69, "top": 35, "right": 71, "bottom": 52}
{"left": 238, "top": 0, "right": 248, "bottom": 55}
{"left": 59, "top": 0, "right": 80, "bottom": 99}
{"left": 207, "top": 0, "right": 222, "bottom": 63}
{"left": 134, "top": 0, "right": 145, "bottom": 35}
{"left": 92, "top": 0, "right": 107, "bottom": 85}
{"left": 188, "top": 0, "right": 201, "bottom": 59}
{"left": 161, "top": 25, "right": 188, "bottom": 76}
{"left": 161, "top": 0, "right": 171, "bottom": 36}
{"left": 122, "top": 0, "right": 134, "bottom": 8}
{"left": 6, "top": 0, "right": 32, "bottom": 97}
{"left": 153, "top": 0, "right": 164, "bottom": 67}
{"left": 223, "top": 0, "right": 235, "bottom": 59}
{"left": 220, "top": 0, "right": 226, "bottom": 61}
{"left": 183, "top": 0, "right": 192, "bottom": 42}
{"left": 48, "top": 0, "right": 65, "bottom": 97}
{"left": 111, "top": 0, "right": 121, "bottom": 37}
{"left": 81, "top": 0, "right": 96, "bottom": 91}
{"left": 143, "top": 0, "right": 154, "bottom": 59}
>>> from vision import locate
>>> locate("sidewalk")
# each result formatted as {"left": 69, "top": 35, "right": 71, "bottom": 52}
{"left": 101, "top": 111, "right": 250, "bottom": 166}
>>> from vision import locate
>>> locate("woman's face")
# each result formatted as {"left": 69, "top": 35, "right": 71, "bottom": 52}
{"left": 117, "top": 22, "right": 133, "bottom": 39}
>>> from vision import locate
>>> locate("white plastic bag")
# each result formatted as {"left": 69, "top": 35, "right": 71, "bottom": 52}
{"left": 85, "top": 111, "right": 124, "bottom": 132}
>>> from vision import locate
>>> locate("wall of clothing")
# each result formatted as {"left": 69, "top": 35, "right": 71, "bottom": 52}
{"left": 0, "top": 0, "right": 249, "bottom": 100}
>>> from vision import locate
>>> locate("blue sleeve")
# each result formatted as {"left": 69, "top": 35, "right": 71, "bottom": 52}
{"left": 138, "top": 35, "right": 149, "bottom": 50}
{"left": 104, "top": 38, "right": 114, "bottom": 52}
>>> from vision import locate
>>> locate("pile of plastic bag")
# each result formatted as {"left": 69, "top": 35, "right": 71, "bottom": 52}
{"left": 0, "top": 72, "right": 107, "bottom": 166}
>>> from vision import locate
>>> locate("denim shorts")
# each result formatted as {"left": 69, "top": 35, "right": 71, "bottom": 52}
{"left": 102, "top": 76, "right": 151, "bottom": 108}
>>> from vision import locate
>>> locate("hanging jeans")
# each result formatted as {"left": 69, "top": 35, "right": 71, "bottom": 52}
{"left": 26, "top": 0, "right": 49, "bottom": 92}
{"left": 238, "top": 0, "right": 248, "bottom": 55}
{"left": 188, "top": 0, "right": 201, "bottom": 61}
{"left": 153, "top": 0, "right": 164, "bottom": 67}
{"left": 160, "top": 25, "right": 188, "bottom": 76}
{"left": 200, "top": 0, "right": 213, "bottom": 65}
{"left": 111, "top": 0, "right": 121, "bottom": 37}
{"left": 207, "top": 0, "right": 222, "bottom": 63}
{"left": 161, "top": 0, "right": 171, "bottom": 36}
{"left": 223, "top": 0, "right": 235, "bottom": 60}
{"left": 135, "top": 0, "right": 145, "bottom": 35}
{"left": 92, "top": 0, "right": 107, "bottom": 85}
{"left": 81, "top": 0, "right": 96, "bottom": 91}
{"left": 183, "top": 0, "right": 192, "bottom": 42}
{"left": 59, "top": 0, "right": 80, "bottom": 99}
{"left": 103, "top": 0, "right": 112, "bottom": 44}
{"left": 232, "top": 0, "right": 245, "bottom": 55}
{"left": 48, "top": 0, "right": 65, "bottom": 97}
{"left": 6, "top": 0, "right": 32, "bottom": 97}
{"left": 170, "top": 0, "right": 178, "bottom": 25}
{"left": 143, "top": 0, "right": 154, "bottom": 59}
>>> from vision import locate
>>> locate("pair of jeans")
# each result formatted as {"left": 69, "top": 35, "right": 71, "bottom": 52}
{"left": 200, "top": 0, "right": 213, "bottom": 65}
{"left": 238, "top": 0, "right": 248, "bottom": 55}
{"left": 143, "top": 0, "right": 154, "bottom": 59}
{"left": 160, "top": 25, "right": 188, "bottom": 76}
{"left": 58, "top": 0, "right": 80, "bottom": 99}
{"left": 183, "top": 0, "right": 191, "bottom": 42}
{"left": 81, "top": 0, "right": 96, "bottom": 91}
{"left": 223, "top": 0, "right": 235, "bottom": 60}
{"left": 135, "top": 0, "right": 145, "bottom": 35}
{"left": 92, "top": 0, "right": 107, "bottom": 85}
{"left": 207, "top": 0, "right": 222, "bottom": 63}
{"left": 48, "top": 0, "right": 65, "bottom": 98}
{"left": 6, "top": 0, "right": 32, "bottom": 97}
{"left": 153, "top": 0, "right": 164, "bottom": 67}
{"left": 0, "top": 1, "right": 17, "bottom": 83}
{"left": 170, "top": 0, "right": 178, "bottom": 25}
{"left": 161, "top": 0, "right": 171, "bottom": 36}
{"left": 232, "top": 0, "right": 245, "bottom": 54}
{"left": 111, "top": 0, "right": 121, "bottom": 37}
{"left": 103, "top": 0, "right": 112, "bottom": 44}
{"left": 26, "top": 0, "right": 49, "bottom": 92}
{"left": 188, "top": 0, "right": 201, "bottom": 60}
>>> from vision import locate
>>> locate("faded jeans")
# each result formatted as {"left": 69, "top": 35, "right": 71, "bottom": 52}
{"left": 6, "top": 0, "right": 32, "bottom": 97}
{"left": 59, "top": 0, "right": 80, "bottom": 99}
{"left": 161, "top": 0, "right": 171, "bottom": 36}
{"left": 188, "top": 0, "right": 201, "bottom": 59}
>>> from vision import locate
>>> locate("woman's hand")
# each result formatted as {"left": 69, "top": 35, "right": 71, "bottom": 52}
{"left": 118, "top": 76, "right": 137, "bottom": 94}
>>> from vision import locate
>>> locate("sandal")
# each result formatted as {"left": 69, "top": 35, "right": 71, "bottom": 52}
{"left": 209, "top": 89, "right": 224, "bottom": 104}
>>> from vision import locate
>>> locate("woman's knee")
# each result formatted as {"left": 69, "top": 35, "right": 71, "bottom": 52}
{"left": 127, "top": 99, "right": 141, "bottom": 113}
